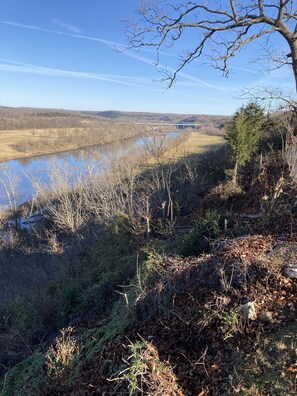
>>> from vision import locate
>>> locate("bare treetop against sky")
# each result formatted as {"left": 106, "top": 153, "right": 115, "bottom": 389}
{"left": 0, "top": 1, "right": 294, "bottom": 115}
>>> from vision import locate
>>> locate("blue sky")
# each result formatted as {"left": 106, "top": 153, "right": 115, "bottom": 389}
{"left": 0, "top": 0, "right": 293, "bottom": 115}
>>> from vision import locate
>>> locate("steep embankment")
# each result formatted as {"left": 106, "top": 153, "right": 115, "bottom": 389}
{"left": 1, "top": 146, "right": 296, "bottom": 395}
{"left": 2, "top": 235, "right": 296, "bottom": 395}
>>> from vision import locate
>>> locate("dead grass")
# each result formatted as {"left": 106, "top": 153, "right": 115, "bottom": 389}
{"left": 229, "top": 322, "right": 297, "bottom": 395}
{"left": 0, "top": 128, "right": 224, "bottom": 163}
{"left": 0, "top": 128, "right": 82, "bottom": 162}
{"left": 46, "top": 326, "right": 80, "bottom": 379}
{"left": 181, "top": 131, "right": 224, "bottom": 154}
{"left": 144, "top": 131, "right": 224, "bottom": 167}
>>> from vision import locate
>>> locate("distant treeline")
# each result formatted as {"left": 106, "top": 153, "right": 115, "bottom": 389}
{"left": 0, "top": 106, "right": 230, "bottom": 131}
{"left": 85, "top": 109, "right": 230, "bottom": 125}
{"left": 0, "top": 107, "right": 100, "bottom": 130}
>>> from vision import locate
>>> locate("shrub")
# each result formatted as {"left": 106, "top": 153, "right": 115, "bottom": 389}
{"left": 211, "top": 180, "right": 243, "bottom": 201}
{"left": 60, "top": 285, "right": 81, "bottom": 321}
{"left": 46, "top": 327, "right": 80, "bottom": 379}
{"left": 180, "top": 210, "right": 227, "bottom": 256}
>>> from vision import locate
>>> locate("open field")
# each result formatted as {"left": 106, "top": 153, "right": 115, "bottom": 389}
{"left": 144, "top": 131, "right": 225, "bottom": 167}
{"left": 0, "top": 129, "right": 59, "bottom": 162}
{"left": 181, "top": 130, "right": 224, "bottom": 153}
{"left": 0, "top": 125, "right": 145, "bottom": 162}
{"left": 164, "top": 131, "right": 225, "bottom": 161}
{"left": 0, "top": 128, "right": 105, "bottom": 162}
{"left": 0, "top": 128, "right": 224, "bottom": 163}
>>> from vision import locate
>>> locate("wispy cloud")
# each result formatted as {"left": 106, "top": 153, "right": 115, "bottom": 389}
{"left": 108, "top": 48, "right": 231, "bottom": 91}
{"left": 62, "top": 31, "right": 128, "bottom": 51}
{"left": 0, "top": 59, "right": 150, "bottom": 88}
{"left": 52, "top": 19, "right": 83, "bottom": 33}
{"left": 1, "top": 20, "right": 233, "bottom": 92}
{"left": 0, "top": 20, "right": 48, "bottom": 32}
{"left": 229, "top": 65, "right": 259, "bottom": 74}
{"left": 0, "top": 20, "right": 129, "bottom": 50}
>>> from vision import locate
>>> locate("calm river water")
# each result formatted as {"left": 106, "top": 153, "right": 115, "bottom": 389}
{"left": 0, "top": 132, "right": 179, "bottom": 207}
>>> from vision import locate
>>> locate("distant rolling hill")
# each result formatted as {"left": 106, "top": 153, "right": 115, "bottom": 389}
{"left": 82, "top": 109, "right": 230, "bottom": 125}
{"left": 0, "top": 106, "right": 230, "bottom": 135}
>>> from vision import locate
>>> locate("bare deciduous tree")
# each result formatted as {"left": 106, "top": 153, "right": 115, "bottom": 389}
{"left": 0, "top": 166, "right": 19, "bottom": 229}
{"left": 89, "top": 149, "right": 155, "bottom": 237}
{"left": 128, "top": 1, "right": 297, "bottom": 90}
{"left": 143, "top": 131, "right": 189, "bottom": 222}
{"left": 0, "top": 207, "right": 8, "bottom": 237}
{"left": 32, "top": 165, "right": 91, "bottom": 235}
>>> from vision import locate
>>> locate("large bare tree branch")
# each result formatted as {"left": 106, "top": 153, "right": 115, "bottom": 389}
{"left": 127, "top": 1, "right": 297, "bottom": 90}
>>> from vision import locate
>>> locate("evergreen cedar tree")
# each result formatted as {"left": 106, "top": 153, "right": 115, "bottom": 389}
{"left": 226, "top": 103, "right": 265, "bottom": 185}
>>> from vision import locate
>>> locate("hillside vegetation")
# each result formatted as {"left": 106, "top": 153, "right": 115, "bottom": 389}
{"left": 0, "top": 104, "right": 296, "bottom": 395}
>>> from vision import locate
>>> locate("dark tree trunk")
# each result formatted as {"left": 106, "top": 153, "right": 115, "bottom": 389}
{"left": 285, "top": 135, "right": 297, "bottom": 182}
{"left": 290, "top": 40, "right": 297, "bottom": 93}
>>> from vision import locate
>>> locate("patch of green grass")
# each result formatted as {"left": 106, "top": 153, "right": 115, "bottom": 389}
{"left": 83, "top": 248, "right": 162, "bottom": 361}
{"left": 60, "top": 284, "right": 81, "bottom": 321}
{"left": 84, "top": 297, "right": 134, "bottom": 361}
{"left": 6, "top": 298, "right": 37, "bottom": 334}
{"left": 1, "top": 353, "right": 46, "bottom": 396}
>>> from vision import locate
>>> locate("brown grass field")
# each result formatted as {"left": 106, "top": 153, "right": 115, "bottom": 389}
{"left": 0, "top": 128, "right": 224, "bottom": 163}
{"left": 0, "top": 128, "right": 75, "bottom": 162}
{"left": 170, "top": 131, "right": 224, "bottom": 160}
{"left": 181, "top": 131, "right": 224, "bottom": 153}
{"left": 143, "top": 131, "right": 224, "bottom": 167}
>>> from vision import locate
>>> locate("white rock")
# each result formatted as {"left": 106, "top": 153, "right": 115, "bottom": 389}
{"left": 284, "top": 265, "right": 297, "bottom": 278}
{"left": 242, "top": 301, "right": 257, "bottom": 321}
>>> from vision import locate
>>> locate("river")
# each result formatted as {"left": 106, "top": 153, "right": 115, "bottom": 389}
{"left": 0, "top": 131, "right": 179, "bottom": 208}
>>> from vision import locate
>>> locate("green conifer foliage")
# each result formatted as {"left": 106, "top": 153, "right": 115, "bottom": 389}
{"left": 226, "top": 102, "right": 264, "bottom": 185}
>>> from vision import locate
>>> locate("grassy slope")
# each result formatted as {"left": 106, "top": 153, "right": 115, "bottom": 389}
{"left": 2, "top": 235, "right": 296, "bottom": 395}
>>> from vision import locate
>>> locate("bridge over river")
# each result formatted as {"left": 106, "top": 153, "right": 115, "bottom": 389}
{"left": 135, "top": 122, "right": 202, "bottom": 130}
